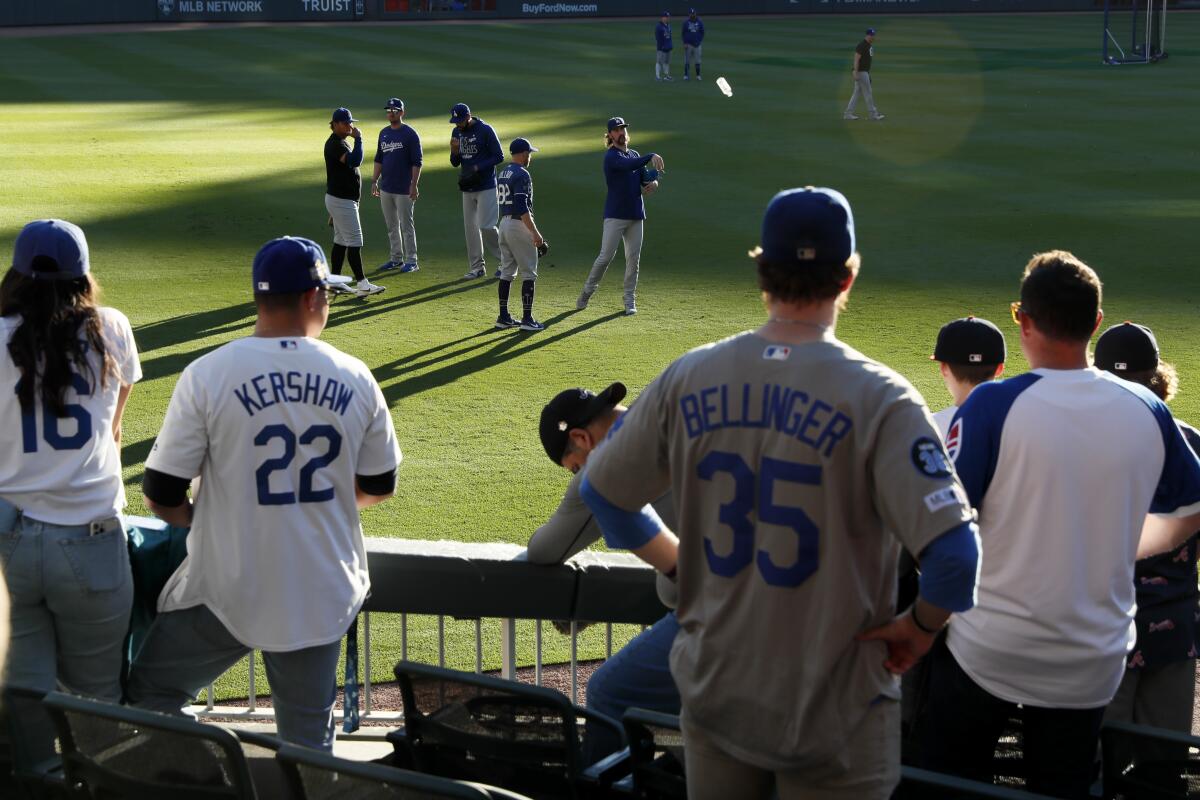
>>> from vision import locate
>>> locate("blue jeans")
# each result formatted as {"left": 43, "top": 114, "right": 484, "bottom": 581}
{"left": 126, "top": 603, "right": 341, "bottom": 751}
{"left": 583, "top": 612, "right": 681, "bottom": 764}
{"left": 0, "top": 497, "right": 132, "bottom": 699}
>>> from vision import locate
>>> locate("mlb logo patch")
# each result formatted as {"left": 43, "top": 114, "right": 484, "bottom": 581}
{"left": 945, "top": 419, "right": 962, "bottom": 461}
{"left": 257, "top": 281, "right": 270, "bottom": 291}
{"left": 763, "top": 345, "right": 791, "bottom": 361}
{"left": 969, "top": 353, "right": 982, "bottom": 363}
{"left": 280, "top": 340, "right": 298, "bottom": 350}
{"left": 1115, "top": 361, "right": 1128, "bottom": 370}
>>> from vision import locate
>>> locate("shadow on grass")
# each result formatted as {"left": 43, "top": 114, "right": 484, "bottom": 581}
{"left": 379, "top": 309, "right": 616, "bottom": 404}
{"left": 325, "top": 276, "right": 496, "bottom": 330}
{"left": 134, "top": 302, "right": 256, "bottom": 354}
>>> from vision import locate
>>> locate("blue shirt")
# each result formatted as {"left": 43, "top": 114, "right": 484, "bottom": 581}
{"left": 655, "top": 21, "right": 672, "bottom": 52}
{"left": 602, "top": 147, "right": 655, "bottom": 221}
{"left": 373, "top": 124, "right": 422, "bottom": 195}
{"left": 497, "top": 162, "right": 532, "bottom": 218}
{"left": 682, "top": 17, "right": 704, "bottom": 46}
{"left": 449, "top": 117, "right": 503, "bottom": 192}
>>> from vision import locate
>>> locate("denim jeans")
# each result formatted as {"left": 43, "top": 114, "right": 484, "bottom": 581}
{"left": 919, "top": 637, "right": 1106, "bottom": 799}
{"left": 126, "top": 603, "right": 341, "bottom": 751}
{"left": 582, "top": 611, "right": 681, "bottom": 763}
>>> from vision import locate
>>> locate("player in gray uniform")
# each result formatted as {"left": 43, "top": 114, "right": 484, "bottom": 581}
{"left": 527, "top": 383, "right": 682, "bottom": 763}
{"left": 495, "top": 138, "right": 546, "bottom": 332}
{"left": 844, "top": 28, "right": 884, "bottom": 121}
{"left": 579, "top": 187, "right": 981, "bottom": 799}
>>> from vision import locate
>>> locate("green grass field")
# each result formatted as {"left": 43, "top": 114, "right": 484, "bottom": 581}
{"left": 2, "top": 13, "right": 1197, "bottom": 699}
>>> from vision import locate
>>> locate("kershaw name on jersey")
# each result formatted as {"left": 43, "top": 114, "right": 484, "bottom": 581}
{"left": 233, "top": 369, "right": 354, "bottom": 417}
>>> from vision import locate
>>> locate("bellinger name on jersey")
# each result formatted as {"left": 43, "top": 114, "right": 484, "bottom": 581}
{"left": 233, "top": 370, "right": 354, "bottom": 417}
{"left": 679, "top": 383, "right": 853, "bottom": 456}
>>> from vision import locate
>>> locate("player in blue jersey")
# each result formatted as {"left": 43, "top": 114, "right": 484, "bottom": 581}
{"left": 921, "top": 252, "right": 1200, "bottom": 799}
{"left": 449, "top": 103, "right": 504, "bottom": 279}
{"left": 494, "top": 138, "right": 546, "bottom": 332}
{"left": 682, "top": 9, "right": 705, "bottom": 81}
{"left": 577, "top": 117, "right": 665, "bottom": 316}
{"left": 372, "top": 98, "right": 422, "bottom": 274}
{"left": 655, "top": 12, "right": 674, "bottom": 81}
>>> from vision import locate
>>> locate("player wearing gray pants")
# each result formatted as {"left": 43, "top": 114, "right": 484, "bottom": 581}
{"left": 845, "top": 29, "right": 884, "bottom": 121}
{"left": 380, "top": 191, "right": 418, "bottom": 267}
{"left": 581, "top": 218, "right": 643, "bottom": 311}
{"left": 463, "top": 188, "right": 501, "bottom": 276}
{"left": 449, "top": 103, "right": 505, "bottom": 278}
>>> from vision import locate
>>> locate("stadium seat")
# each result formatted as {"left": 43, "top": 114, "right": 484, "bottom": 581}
{"left": 621, "top": 708, "right": 685, "bottom": 800}
{"left": 1100, "top": 720, "right": 1200, "bottom": 799}
{"left": 1, "top": 686, "right": 69, "bottom": 799}
{"left": 43, "top": 691, "right": 276, "bottom": 799}
{"left": 391, "top": 660, "right": 624, "bottom": 799}
{"left": 275, "top": 742, "right": 532, "bottom": 799}
{"left": 894, "top": 766, "right": 1058, "bottom": 799}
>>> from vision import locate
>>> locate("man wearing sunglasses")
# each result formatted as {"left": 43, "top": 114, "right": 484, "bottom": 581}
{"left": 920, "top": 251, "right": 1200, "bottom": 799}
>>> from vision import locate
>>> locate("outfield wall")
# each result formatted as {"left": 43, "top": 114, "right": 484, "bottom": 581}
{"left": 3, "top": 0, "right": 1197, "bottom": 28}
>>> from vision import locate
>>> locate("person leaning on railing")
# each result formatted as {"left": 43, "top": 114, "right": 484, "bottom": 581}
{"left": 0, "top": 219, "right": 142, "bottom": 715}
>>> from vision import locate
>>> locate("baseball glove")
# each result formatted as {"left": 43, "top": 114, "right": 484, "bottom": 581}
{"left": 458, "top": 170, "right": 484, "bottom": 192}
{"left": 640, "top": 167, "right": 660, "bottom": 186}
{"left": 536, "top": 240, "right": 550, "bottom": 258}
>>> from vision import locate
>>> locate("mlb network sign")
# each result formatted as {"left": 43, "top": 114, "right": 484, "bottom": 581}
{"left": 157, "top": 0, "right": 358, "bottom": 21}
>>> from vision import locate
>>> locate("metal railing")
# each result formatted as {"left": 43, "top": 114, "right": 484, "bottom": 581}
{"left": 191, "top": 537, "right": 665, "bottom": 722}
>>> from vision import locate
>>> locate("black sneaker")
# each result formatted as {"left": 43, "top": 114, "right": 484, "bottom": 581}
{"left": 519, "top": 318, "right": 546, "bottom": 332}
{"left": 494, "top": 315, "right": 520, "bottom": 329}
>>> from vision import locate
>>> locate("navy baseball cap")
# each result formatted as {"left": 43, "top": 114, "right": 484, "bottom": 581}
{"left": 252, "top": 236, "right": 351, "bottom": 295}
{"left": 10, "top": 219, "right": 90, "bottom": 281}
{"left": 932, "top": 317, "right": 1006, "bottom": 365}
{"left": 509, "top": 137, "right": 539, "bottom": 154}
{"left": 385, "top": 97, "right": 405, "bottom": 111}
{"left": 540, "top": 382, "right": 628, "bottom": 464}
{"left": 607, "top": 116, "right": 629, "bottom": 132}
{"left": 331, "top": 107, "right": 357, "bottom": 123}
{"left": 751, "top": 187, "right": 855, "bottom": 267}
{"left": 866, "top": 28, "right": 877, "bottom": 35}
{"left": 661, "top": 10, "right": 670, "bottom": 16}
{"left": 1095, "top": 322, "right": 1159, "bottom": 373}
{"left": 449, "top": 103, "right": 471, "bottom": 123}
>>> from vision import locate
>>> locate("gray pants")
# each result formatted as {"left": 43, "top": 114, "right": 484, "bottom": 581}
{"left": 380, "top": 190, "right": 418, "bottom": 265}
{"left": 498, "top": 217, "right": 538, "bottom": 282}
{"left": 845, "top": 72, "right": 878, "bottom": 117}
{"left": 462, "top": 188, "right": 500, "bottom": 272}
{"left": 127, "top": 603, "right": 342, "bottom": 751}
{"left": 582, "top": 218, "right": 643, "bottom": 308}
{"left": 682, "top": 699, "right": 900, "bottom": 800}
{"left": 685, "top": 44, "right": 702, "bottom": 71}
{"left": 1102, "top": 659, "right": 1196, "bottom": 768}
{"left": 656, "top": 49, "right": 671, "bottom": 74}
{"left": 324, "top": 194, "right": 363, "bottom": 247}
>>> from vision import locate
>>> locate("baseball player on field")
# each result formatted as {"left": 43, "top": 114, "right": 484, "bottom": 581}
{"left": 654, "top": 12, "right": 674, "bottom": 81}
{"left": 682, "top": 9, "right": 705, "bottom": 81}
{"left": 127, "top": 236, "right": 401, "bottom": 751}
{"left": 929, "top": 316, "right": 1005, "bottom": 438}
{"left": 844, "top": 28, "right": 884, "bottom": 121}
{"left": 920, "top": 253, "right": 1200, "bottom": 798}
{"left": 526, "top": 383, "right": 682, "bottom": 764}
{"left": 580, "top": 187, "right": 981, "bottom": 799}
{"left": 494, "top": 138, "right": 546, "bottom": 332}
{"left": 324, "top": 107, "right": 385, "bottom": 297}
{"left": 372, "top": 97, "right": 422, "bottom": 274}
{"left": 449, "top": 103, "right": 504, "bottom": 279}
{"left": 1094, "top": 322, "right": 1200, "bottom": 773}
{"left": 577, "top": 117, "right": 665, "bottom": 316}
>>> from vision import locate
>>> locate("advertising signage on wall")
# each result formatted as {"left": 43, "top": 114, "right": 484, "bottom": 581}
{"left": 155, "top": 0, "right": 358, "bottom": 21}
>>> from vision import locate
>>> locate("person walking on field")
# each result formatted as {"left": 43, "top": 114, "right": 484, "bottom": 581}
{"left": 844, "top": 28, "right": 884, "bottom": 121}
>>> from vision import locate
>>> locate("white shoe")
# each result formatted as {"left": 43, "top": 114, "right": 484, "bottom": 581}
{"left": 843, "top": 114, "right": 859, "bottom": 120}
{"left": 356, "top": 280, "right": 385, "bottom": 297}
{"left": 625, "top": 305, "right": 638, "bottom": 316}
{"left": 870, "top": 113, "right": 886, "bottom": 121}
{"left": 329, "top": 281, "right": 358, "bottom": 296}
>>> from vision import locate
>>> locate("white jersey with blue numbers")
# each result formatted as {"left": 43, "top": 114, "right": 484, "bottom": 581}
{"left": 497, "top": 163, "right": 532, "bottom": 218}
{"left": 583, "top": 331, "right": 974, "bottom": 771}
{"left": 0, "top": 308, "right": 142, "bottom": 525}
{"left": 945, "top": 368, "right": 1200, "bottom": 708}
{"left": 147, "top": 336, "right": 401, "bottom": 651}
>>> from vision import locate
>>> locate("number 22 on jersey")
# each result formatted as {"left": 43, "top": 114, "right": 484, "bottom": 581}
{"left": 255, "top": 424, "right": 342, "bottom": 506}
{"left": 698, "top": 450, "right": 820, "bottom": 588}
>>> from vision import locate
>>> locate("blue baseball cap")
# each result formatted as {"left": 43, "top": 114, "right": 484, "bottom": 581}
{"left": 607, "top": 116, "right": 629, "bottom": 132}
{"left": 385, "top": 97, "right": 404, "bottom": 111}
{"left": 866, "top": 28, "right": 877, "bottom": 35}
{"left": 752, "top": 187, "right": 856, "bottom": 267}
{"left": 11, "top": 219, "right": 90, "bottom": 281}
{"left": 661, "top": 10, "right": 670, "bottom": 16}
{"left": 509, "top": 137, "right": 539, "bottom": 154}
{"left": 1095, "top": 322, "right": 1159, "bottom": 373}
{"left": 449, "top": 103, "right": 471, "bottom": 123}
{"left": 252, "top": 236, "right": 351, "bottom": 295}
{"left": 331, "top": 107, "right": 357, "bottom": 123}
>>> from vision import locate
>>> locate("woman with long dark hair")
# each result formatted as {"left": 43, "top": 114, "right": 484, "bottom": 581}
{"left": 0, "top": 219, "right": 141, "bottom": 703}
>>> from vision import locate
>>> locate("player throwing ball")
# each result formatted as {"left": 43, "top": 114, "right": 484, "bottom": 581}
{"left": 494, "top": 138, "right": 546, "bottom": 332}
{"left": 577, "top": 117, "right": 664, "bottom": 316}
{"left": 128, "top": 236, "right": 401, "bottom": 751}
{"left": 580, "top": 187, "right": 980, "bottom": 799}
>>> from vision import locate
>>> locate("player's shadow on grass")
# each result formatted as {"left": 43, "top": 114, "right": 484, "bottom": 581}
{"left": 134, "top": 302, "right": 257, "bottom": 355}
{"left": 378, "top": 309, "right": 618, "bottom": 404}
{"left": 120, "top": 437, "right": 158, "bottom": 489}
{"left": 325, "top": 277, "right": 496, "bottom": 330}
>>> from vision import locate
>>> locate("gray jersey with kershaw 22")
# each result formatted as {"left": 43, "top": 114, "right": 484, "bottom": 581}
{"left": 584, "top": 331, "right": 973, "bottom": 771}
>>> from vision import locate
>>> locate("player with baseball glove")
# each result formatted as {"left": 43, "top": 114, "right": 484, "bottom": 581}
{"left": 494, "top": 138, "right": 546, "bottom": 332}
